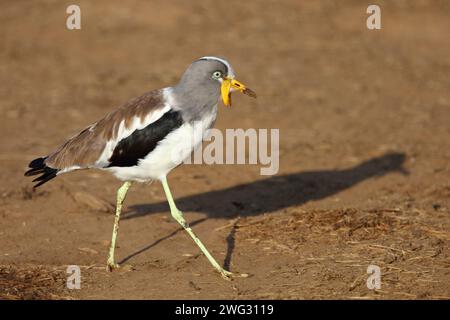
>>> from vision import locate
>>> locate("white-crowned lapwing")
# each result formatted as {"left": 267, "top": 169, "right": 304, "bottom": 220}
{"left": 25, "top": 56, "right": 256, "bottom": 279}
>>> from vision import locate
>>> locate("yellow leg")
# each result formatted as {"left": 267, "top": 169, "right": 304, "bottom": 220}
{"left": 107, "top": 181, "right": 131, "bottom": 271}
{"left": 161, "top": 176, "right": 232, "bottom": 279}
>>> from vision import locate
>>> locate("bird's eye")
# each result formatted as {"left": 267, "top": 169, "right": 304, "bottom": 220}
{"left": 212, "top": 71, "right": 222, "bottom": 79}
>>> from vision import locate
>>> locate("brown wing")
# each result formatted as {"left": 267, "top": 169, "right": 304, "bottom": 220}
{"left": 25, "top": 89, "right": 166, "bottom": 186}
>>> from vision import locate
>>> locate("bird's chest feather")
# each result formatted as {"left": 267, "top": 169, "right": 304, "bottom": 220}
{"left": 108, "top": 106, "right": 217, "bottom": 181}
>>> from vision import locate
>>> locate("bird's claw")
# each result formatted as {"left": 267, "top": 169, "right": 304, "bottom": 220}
{"left": 220, "top": 269, "right": 233, "bottom": 280}
{"left": 106, "top": 261, "right": 120, "bottom": 272}
{"left": 219, "top": 269, "right": 249, "bottom": 280}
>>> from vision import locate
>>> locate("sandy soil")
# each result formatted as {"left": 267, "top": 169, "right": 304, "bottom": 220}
{"left": 1, "top": 0, "right": 449, "bottom": 299}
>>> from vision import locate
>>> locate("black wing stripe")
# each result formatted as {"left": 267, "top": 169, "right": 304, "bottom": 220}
{"left": 107, "top": 110, "right": 184, "bottom": 167}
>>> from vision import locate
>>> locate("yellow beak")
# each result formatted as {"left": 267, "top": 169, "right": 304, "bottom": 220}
{"left": 221, "top": 77, "right": 256, "bottom": 107}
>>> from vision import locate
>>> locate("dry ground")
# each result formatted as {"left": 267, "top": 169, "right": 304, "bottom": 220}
{"left": 1, "top": 0, "right": 449, "bottom": 299}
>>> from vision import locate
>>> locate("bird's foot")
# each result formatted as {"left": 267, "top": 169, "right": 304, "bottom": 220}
{"left": 219, "top": 269, "right": 250, "bottom": 280}
{"left": 106, "top": 260, "right": 120, "bottom": 272}
{"left": 220, "top": 269, "right": 233, "bottom": 280}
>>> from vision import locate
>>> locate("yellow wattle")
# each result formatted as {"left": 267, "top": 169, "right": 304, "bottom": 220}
{"left": 221, "top": 79, "right": 232, "bottom": 106}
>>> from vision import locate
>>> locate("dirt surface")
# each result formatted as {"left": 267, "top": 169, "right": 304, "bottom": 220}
{"left": 1, "top": 0, "right": 450, "bottom": 299}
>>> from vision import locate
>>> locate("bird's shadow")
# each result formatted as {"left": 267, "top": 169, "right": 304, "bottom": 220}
{"left": 121, "top": 152, "right": 407, "bottom": 267}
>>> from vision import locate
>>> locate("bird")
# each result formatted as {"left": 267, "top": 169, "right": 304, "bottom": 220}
{"left": 24, "top": 56, "right": 256, "bottom": 279}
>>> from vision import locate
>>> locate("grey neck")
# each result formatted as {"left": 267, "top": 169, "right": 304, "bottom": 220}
{"left": 171, "top": 78, "right": 220, "bottom": 122}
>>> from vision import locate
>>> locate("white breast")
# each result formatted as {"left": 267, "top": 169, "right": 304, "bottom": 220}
{"left": 106, "top": 106, "right": 218, "bottom": 182}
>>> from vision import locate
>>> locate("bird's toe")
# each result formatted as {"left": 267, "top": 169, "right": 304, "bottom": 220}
{"left": 106, "top": 261, "right": 120, "bottom": 272}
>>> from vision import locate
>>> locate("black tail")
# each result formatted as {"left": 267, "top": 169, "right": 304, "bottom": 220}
{"left": 24, "top": 157, "right": 59, "bottom": 188}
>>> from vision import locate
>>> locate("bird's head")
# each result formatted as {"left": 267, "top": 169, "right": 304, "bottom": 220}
{"left": 177, "top": 56, "right": 256, "bottom": 107}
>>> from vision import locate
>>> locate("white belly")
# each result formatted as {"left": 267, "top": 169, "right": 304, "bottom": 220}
{"left": 106, "top": 110, "right": 217, "bottom": 182}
